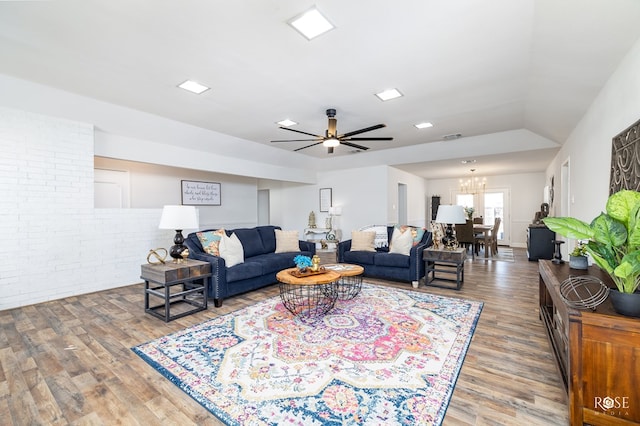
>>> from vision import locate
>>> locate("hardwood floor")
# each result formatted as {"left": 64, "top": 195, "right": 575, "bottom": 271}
{"left": 0, "top": 248, "right": 568, "bottom": 425}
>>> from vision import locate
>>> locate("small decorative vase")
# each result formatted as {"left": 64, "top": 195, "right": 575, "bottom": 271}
{"left": 609, "top": 289, "right": 640, "bottom": 318}
{"left": 569, "top": 255, "right": 588, "bottom": 270}
{"left": 311, "top": 255, "right": 321, "bottom": 272}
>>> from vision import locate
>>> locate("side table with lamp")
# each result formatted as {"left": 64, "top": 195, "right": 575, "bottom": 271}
{"left": 421, "top": 205, "right": 468, "bottom": 290}
{"left": 140, "top": 205, "right": 209, "bottom": 321}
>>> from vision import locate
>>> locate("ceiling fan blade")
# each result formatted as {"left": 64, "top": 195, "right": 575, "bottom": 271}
{"left": 294, "top": 141, "right": 324, "bottom": 151}
{"left": 271, "top": 138, "right": 322, "bottom": 143}
{"left": 340, "top": 141, "right": 370, "bottom": 151}
{"left": 279, "top": 127, "right": 324, "bottom": 138}
{"left": 339, "top": 124, "right": 386, "bottom": 138}
{"left": 343, "top": 137, "right": 394, "bottom": 141}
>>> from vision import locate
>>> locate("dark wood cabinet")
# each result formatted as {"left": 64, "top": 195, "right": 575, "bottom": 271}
{"left": 538, "top": 260, "right": 640, "bottom": 425}
{"left": 431, "top": 196, "right": 440, "bottom": 221}
{"left": 527, "top": 224, "right": 555, "bottom": 260}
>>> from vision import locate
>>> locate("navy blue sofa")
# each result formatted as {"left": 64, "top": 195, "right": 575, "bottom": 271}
{"left": 185, "top": 225, "right": 315, "bottom": 307}
{"left": 337, "top": 226, "right": 432, "bottom": 287}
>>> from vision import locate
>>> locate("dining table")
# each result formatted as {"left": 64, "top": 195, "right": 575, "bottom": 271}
{"left": 473, "top": 224, "right": 494, "bottom": 258}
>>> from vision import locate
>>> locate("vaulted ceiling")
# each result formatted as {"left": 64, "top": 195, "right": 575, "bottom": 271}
{"left": 1, "top": 0, "right": 639, "bottom": 179}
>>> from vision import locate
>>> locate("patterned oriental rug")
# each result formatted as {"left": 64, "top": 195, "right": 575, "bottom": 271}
{"left": 132, "top": 283, "right": 483, "bottom": 425}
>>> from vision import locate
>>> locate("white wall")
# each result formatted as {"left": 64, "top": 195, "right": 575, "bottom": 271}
{"left": 0, "top": 108, "right": 167, "bottom": 310}
{"left": 95, "top": 157, "right": 259, "bottom": 229}
{"left": 427, "top": 172, "right": 546, "bottom": 247}
{"left": 546, "top": 35, "right": 640, "bottom": 256}
{"left": 260, "top": 165, "right": 428, "bottom": 241}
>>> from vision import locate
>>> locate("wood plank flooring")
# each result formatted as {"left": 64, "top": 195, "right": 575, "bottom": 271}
{"left": 0, "top": 248, "right": 569, "bottom": 425}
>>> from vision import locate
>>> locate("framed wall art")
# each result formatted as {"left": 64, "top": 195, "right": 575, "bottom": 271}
{"left": 181, "top": 180, "right": 221, "bottom": 206}
{"left": 610, "top": 117, "right": 640, "bottom": 194}
{"left": 319, "top": 188, "right": 332, "bottom": 212}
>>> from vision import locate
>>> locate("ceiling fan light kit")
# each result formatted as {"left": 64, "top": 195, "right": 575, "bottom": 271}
{"left": 271, "top": 108, "right": 393, "bottom": 154}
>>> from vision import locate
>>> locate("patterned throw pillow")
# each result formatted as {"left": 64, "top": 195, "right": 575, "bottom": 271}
{"left": 196, "top": 229, "right": 226, "bottom": 256}
{"left": 350, "top": 231, "right": 376, "bottom": 252}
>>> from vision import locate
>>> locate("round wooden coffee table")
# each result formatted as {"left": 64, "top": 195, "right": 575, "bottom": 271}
{"left": 323, "top": 263, "right": 364, "bottom": 300}
{"left": 276, "top": 268, "right": 340, "bottom": 319}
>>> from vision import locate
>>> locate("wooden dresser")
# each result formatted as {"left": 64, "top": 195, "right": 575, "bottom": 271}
{"left": 538, "top": 260, "right": 640, "bottom": 425}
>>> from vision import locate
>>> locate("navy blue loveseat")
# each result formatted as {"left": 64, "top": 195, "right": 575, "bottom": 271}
{"left": 337, "top": 226, "right": 432, "bottom": 287}
{"left": 185, "top": 225, "right": 315, "bottom": 307}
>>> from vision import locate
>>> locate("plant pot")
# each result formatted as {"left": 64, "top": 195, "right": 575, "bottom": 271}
{"left": 569, "top": 255, "right": 588, "bottom": 270}
{"left": 609, "top": 289, "right": 640, "bottom": 318}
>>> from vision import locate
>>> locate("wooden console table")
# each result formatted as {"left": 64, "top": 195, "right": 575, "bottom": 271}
{"left": 538, "top": 260, "right": 640, "bottom": 425}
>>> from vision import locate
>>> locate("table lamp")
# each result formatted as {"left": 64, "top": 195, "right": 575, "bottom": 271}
{"left": 159, "top": 205, "right": 199, "bottom": 262}
{"left": 435, "top": 205, "right": 467, "bottom": 249}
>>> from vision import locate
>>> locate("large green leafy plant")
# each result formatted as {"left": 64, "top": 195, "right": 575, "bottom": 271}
{"left": 543, "top": 189, "right": 640, "bottom": 294}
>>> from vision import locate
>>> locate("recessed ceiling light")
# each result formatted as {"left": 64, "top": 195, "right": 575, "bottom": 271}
{"left": 415, "top": 122, "right": 433, "bottom": 129}
{"left": 375, "top": 88, "right": 403, "bottom": 101}
{"left": 277, "top": 119, "right": 297, "bottom": 127}
{"left": 178, "top": 80, "right": 210, "bottom": 94}
{"left": 288, "top": 7, "right": 335, "bottom": 40}
{"left": 461, "top": 159, "right": 477, "bottom": 164}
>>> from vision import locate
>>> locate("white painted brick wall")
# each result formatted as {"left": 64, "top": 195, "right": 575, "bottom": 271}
{"left": 0, "top": 108, "right": 167, "bottom": 310}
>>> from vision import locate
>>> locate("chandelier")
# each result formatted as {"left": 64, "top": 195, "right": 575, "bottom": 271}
{"left": 460, "top": 169, "right": 486, "bottom": 195}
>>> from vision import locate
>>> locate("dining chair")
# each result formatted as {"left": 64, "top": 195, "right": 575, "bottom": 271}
{"left": 473, "top": 217, "right": 484, "bottom": 224}
{"left": 455, "top": 219, "right": 475, "bottom": 258}
{"left": 488, "top": 217, "right": 502, "bottom": 256}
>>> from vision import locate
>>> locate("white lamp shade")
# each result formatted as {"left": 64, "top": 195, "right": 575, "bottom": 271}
{"left": 435, "top": 205, "right": 466, "bottom": 224}
{"left": 328, "top": 206, "right": 342, "bottom": 215}
{"left": 159, "top": 205, "right": 199, "bottom": 230}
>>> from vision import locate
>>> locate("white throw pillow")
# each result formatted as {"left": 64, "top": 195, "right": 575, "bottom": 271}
{"left": 350, "top": 231, "right": 376, "bottom": 252}
{"left": 219, "top": 232, "right": 244, "bottom": 267}
{"left": 274, "top": 229, "right": 300, "bottom": 253}
{"left": 389, "top": 227, "right": 413, "bottom": 256}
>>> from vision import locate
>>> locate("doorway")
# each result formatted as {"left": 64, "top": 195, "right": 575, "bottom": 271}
{"left": 257, "top": 189, "right": 270, "bottom": 226}
{"left": 455, "top": 187, "right": 510, "bottom": 246}
{"left": 398, "top": 183, "right": 407, "bottom": 225}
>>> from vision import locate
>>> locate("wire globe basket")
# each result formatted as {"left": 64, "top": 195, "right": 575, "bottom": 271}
{"left": 559, "top": 275, "right": 610, "bottom": 310}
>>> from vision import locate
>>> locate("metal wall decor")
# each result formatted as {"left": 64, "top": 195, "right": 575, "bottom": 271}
{"left": 610, "top": 118, "right": 640, "bottom": 194}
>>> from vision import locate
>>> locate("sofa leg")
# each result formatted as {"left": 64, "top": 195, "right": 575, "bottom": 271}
{"left": 214, "top": 298, "right": 223, "bottom": 308}
{"left": 411, "top": 281, "right": 419, "bottom": 289}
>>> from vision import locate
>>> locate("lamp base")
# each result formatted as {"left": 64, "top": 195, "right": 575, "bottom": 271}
{"left": 441, "top": 224, "right": 458, "bottom": 250}
{"left": 170, "top": 230, "right": 188, "bottom": 262}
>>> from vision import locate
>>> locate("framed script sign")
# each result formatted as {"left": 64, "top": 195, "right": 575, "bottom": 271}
{"left": 181, "top": 180, "right": 221, "bottom": 206}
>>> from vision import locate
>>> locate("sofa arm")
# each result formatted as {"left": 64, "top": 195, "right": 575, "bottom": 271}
{"left": 187, "top": 251, "right": 228, "bottom": 301}
{"left": 298, "top": 240, "right": 316, "bottom": 255}
{"left": 409, "top": 231, "right": 433, "bottom": 282}
{"left": 337, "top": 240, "right": 352, "bottom": 262}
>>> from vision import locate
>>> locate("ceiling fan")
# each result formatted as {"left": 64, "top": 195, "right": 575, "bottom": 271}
{"left": 271, "top": 108, "right": 393, "bottom": 154}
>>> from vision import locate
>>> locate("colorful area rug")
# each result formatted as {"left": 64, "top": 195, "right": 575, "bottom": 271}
{"left": 132, "top": 283, "right": 483, "bottom": 425}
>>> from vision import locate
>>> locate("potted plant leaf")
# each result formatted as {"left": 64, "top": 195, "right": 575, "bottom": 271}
{"left": 569, "top": 241, "right": 588, "bottom": 270}
{"left": 543, "top": 189, "right": 640, "bottom": 317}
